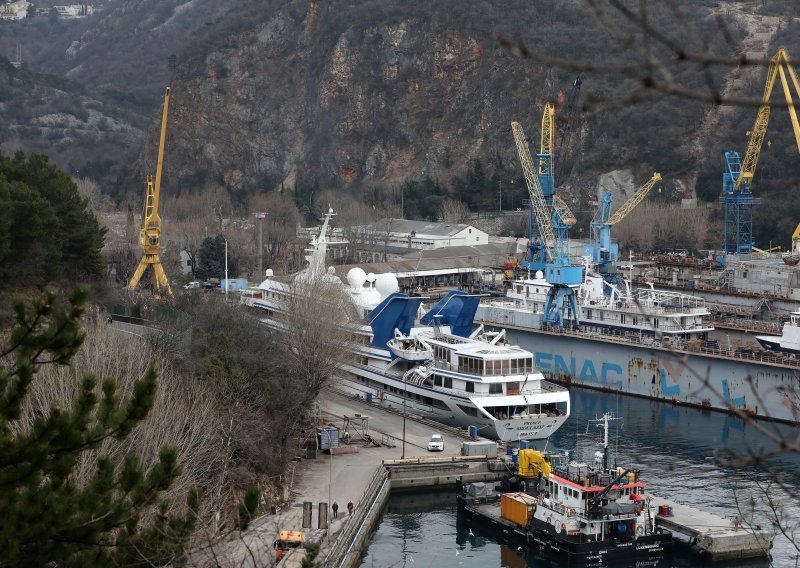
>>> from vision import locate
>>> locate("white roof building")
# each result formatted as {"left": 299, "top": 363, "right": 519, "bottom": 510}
{"left": 367, "top": 218, "right": 489, "bottom": 250}
{"left": 1, "top": 1, "right": 30, "bottom": 20}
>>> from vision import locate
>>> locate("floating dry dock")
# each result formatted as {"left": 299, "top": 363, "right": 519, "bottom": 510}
{"left": 652, "top": 496, "right": 773, "bottom": 561}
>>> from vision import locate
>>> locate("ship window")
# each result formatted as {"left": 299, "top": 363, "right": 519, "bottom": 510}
{"left": 489, "top": 383, "right": 503, "bottom": 394}
{"left": 620, "top": 314, "right": 626, "bottom": 324}
{"left": 434, "top": 375, "right": 443, "bottom": 387}
{"left": 444, "top": 377, "right": 453, "bottom": 389}
{"left": 653, "top": 319, "right": 659, "bottom": 328}
{"left": 466, "top": 381, "right": 474, "bottom": 393}
{"left": 586, "top": 309, "right": 592, "bottom": 319}
{"left": 457, "top": 404, "right": 478, "bottom": 417}
{"left": 633, "top": 317, "right": 638, "bottom": 326}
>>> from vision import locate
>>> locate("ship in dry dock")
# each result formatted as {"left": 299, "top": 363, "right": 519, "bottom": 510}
{"left": 475, "top": 270, "right": 800, "bottom": 423}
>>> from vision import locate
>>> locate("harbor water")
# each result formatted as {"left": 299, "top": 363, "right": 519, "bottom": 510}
{"left": 360, "top": 389, "right": 800, "bottom": 567}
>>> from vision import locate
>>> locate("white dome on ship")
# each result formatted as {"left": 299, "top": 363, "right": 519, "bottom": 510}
{"left": 535, "top": 270, "right": 544, "bottom": 279}
{"left": 347, "top": 267, "right": 367, "bottom": 289}
{"left": 265, "top": 268, "right": 274, "bottom": 277}
{"left": 366, "top": 272, "right": 376, "bottom": 284}
{"left": 375, "top": 273, "right": 399, "bottom": 298}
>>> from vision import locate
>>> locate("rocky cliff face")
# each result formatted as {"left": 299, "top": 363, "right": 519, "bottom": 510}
{"left": 166, "top": 1, "right": 557, "bottom": 194}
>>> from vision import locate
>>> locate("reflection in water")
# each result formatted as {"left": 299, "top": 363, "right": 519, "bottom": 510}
{"left": 360, "top": 390, "right": 798, "bottom": 567}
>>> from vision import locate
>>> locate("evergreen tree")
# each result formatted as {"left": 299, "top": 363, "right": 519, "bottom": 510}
{"left": 195, "top": 235, "right": 237, "bottom": 281}
{"left": 0, "top": 151, "right": 106, "bottom": 287}
{"left": 0, "top": 286, "right": 197, "bottom": 566}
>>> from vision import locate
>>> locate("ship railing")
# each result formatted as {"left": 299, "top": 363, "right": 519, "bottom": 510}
{"left": 708, "top": 316, "right": 781, "bottom": 334}
{"left": 358, "top": 363, "right": 553, "bottom": 398}
{"left": 537, "top": 327, "right": 800, "bottom": 369}
{"left": 435, "top": 356, "right": 540, "bottom": 378}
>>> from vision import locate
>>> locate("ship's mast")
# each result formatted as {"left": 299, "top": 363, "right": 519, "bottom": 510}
{"left": 590, "top": 411, "right": 620, "bottom": 470}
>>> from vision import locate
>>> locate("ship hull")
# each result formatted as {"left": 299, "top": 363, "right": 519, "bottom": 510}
{"left": 337, "top": 363, "right": 569, "bottom": 442}
{"left": 457, "top": 496, "right": 672, "bottom": 565}
{"left": 755, "top": 336, "right": 800, "bottom": 356}
{"left": 477, "top": 308, "right": 800, "bottom": 422}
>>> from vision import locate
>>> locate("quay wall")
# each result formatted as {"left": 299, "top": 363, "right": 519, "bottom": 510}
{"left": 323, "top": 457, "right": 502, "bottom": 568}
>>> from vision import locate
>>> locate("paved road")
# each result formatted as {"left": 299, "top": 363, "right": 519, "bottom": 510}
{"left": 208, "top": 390, "right": 469, "bottom": 567}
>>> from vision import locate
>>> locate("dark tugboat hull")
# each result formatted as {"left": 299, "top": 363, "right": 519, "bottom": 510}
{"left": 458, "top": 496, "right": 672, "bottom": 566}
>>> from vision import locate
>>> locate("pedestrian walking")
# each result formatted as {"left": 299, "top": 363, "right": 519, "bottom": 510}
{"left": 347, "top": 500, "right": 354, "bottom": 516}
{"left": 332, "top": 501, "right": 339, "bottom": 519}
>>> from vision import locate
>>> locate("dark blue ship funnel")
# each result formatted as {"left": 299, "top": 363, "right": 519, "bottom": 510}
{"left": 367, "top": 292, "right": 423, "bottom": 349}
{"left": 420, "top": 290, "right": 481, "bottom": 337}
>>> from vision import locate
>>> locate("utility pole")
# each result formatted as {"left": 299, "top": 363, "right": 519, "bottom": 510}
{"left": 224, "top": 238, "right": 228, "bottom": 300}
{"left": 255, "top": 212, "right": 267, "bottom": 277}
{"left": 499, "top": 180, "right": 503, "bottom": 212}
{"left": 401, "top": 379, "right": 407, "bottom": 459}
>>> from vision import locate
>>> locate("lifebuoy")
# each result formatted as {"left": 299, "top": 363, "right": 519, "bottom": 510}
{"left": 546, "top": 515, "right": 552, "bottom": 525}
{"left": 559, "top": 522, "right": 565, "bottom": 533}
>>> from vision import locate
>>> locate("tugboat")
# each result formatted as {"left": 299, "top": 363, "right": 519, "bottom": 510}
{"left": 457, "top": 412, "right": 672, "bottom": 564}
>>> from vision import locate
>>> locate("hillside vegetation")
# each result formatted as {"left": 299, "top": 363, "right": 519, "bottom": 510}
{"left": 1, "top": 0, "right": 799, "bottom": 249}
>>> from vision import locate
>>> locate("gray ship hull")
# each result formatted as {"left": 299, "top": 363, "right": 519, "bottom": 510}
{"left": 478, "top": 308, "right": 800, "bottom": 423}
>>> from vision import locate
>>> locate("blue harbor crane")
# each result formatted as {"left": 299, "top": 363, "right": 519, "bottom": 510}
{"left": 512, "top": 119, "right": 582, "bottom": 327}
{"left": 522, "top": 102, "right": 577, "bottom": 274}
{"left": 722, "top": 47, "right": 800, "bottom": 255}
{"left": 586, "top": 173, "right": 662, "bottom": 285}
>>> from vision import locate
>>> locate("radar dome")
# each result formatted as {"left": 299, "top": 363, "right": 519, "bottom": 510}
{"left": 535, "top": 270, "right": 544, "bottom": 279}
{"left": 375, "top": 273, "right": 399, "bottom": 297}
{"left": 265, "top": 268, "right": 274, "bottom": 277}
{"left": 327, "top": 266, "right": 336, "bottom": 274}
{"left": 366, "top": 272, "right": 376, "bottom": 284}
{"left": 347, "top": 267, "right": 367, "bottom": 288}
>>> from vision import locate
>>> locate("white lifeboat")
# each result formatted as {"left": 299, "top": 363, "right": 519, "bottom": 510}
{"left": 387, "top": 330, "right": 433, "bottom": 362}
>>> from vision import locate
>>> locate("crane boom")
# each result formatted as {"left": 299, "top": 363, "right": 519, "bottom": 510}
{"left": 606, "top": 172, "right": 662, "bottom": 226}
{"left": 512, "top": 121, "right": 555, "bottom": 262}
{"left": 538, "top": 102, "right": 554, "bottom": 175}
{"left": 736, "top": 48, "right": 800, "bottom": 191}
{"left": 553, "top": 195, "right": 576, "bottom": 226}
{"left": 128, "top": 87, "right": 173, "bottom": 302}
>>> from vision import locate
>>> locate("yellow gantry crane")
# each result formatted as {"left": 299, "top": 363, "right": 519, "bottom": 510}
{"left": 736, "top": 48, "right": 800, "bottom": 191}
{"left": 723, "top": 48, "right": 800, "bottom": 254}
{"left": 128, "top": 87, "right": 174, "bottom": 302}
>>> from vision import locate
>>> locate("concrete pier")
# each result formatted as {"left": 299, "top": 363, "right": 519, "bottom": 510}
{"left": 207, "top": 388, "right": 773, "bottom": 566}
{"left": 652, "top": 496, "right": 773, "bottom": 561}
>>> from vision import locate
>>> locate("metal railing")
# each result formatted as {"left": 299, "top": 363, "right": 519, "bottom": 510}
{"left": 323, "top": 465, "right": 389, "bottom": 568}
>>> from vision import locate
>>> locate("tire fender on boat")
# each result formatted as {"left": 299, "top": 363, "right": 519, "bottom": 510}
{"left": 559, "top": 522, "right": 565, "bottom": 533}
{"left": 546, "top": 515, "right": 552, "bottom": 526}
{"left": 636, "top": 525, "right": 644, "bottom": 537}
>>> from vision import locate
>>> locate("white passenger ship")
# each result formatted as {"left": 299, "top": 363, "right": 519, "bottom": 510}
{"left": 242, "top": 210, "right": 570, "bottom": 442}
{"left": 485, "top": 270, "right": 713, "bottom": 342}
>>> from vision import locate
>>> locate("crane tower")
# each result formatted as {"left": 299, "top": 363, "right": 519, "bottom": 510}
{"left": 128, "top": 87, "right": 173, "bottom": 301}
{"left": 512, "top": 121, "right": 582, "bottom": 327}
{"left": 722, "top": 48, "right": 800, "bottom": 255}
